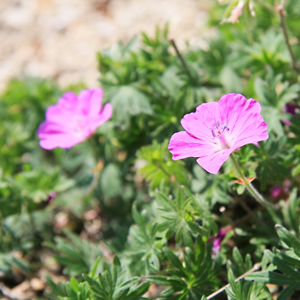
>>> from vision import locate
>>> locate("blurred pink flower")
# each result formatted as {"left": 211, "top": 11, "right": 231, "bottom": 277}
{"left": 282, "top": 119, "right": 292, "bottom": 126}
{"left": 212, "top": 229, "right": 226, "bottom": 257}
{"left": 227, "top": 0, "right": 245, "bottom": 23}
{"left": 270, "top": 186, "right": 281, "bottom": 198}
{"left": 37, "top": 88, "right": 112, "bottom": 150}
{"left": 168, "top": 93, "right": 269, "bottom": 174}
{"left": 41, "top": 192, "right": 57, "bottom": 207}
{"left": 285, "top": 103, "right": 299, "bottom": 115}
{"left": 270, "top": 180, "right": 291, "bottom": 198}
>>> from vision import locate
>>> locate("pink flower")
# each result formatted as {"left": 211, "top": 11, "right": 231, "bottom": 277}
{"left": 168, "top": 93, "right": 269, "bottom": 174}
{"left": 37, "top": 88, "right": 112, "bottom": 150}
{"left": 227, "top": 1, "right": 245, "bottom": 23}
{"left": 282, "top": 119, "right": 292, "bottom": 126}
{"left": 285, "top": 103, "right": 299, "bottom": 115}
{"left": 270, "top": 186, "right": 281, "bottom": 198}
{"left": 270, "top": 180, "right": 291, "bottom": 198}
{"left": 212, "top": 229, "right": 226, "bottom": 257}
{"left": 41, "top": 192, "right": 57, "bottom": 207}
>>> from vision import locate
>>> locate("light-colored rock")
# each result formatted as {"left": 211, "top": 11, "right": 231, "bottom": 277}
{"left": 0, "top": 0, "right": 212, "bottom": 93}
{"left": 30, "top": 277, "right": 45, "bottom": 291}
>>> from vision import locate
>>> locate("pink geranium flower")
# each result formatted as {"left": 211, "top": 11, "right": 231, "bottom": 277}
{"left": 168, "top": 93, "right": 269, "bottom": 174}
{"left": 37, "top": 88, "right": 112, "bottom": 150}
{"left": 212, "top": 229, "right": 226, "bottom": 257}
{"left": 227, "top": 0, "right": 245, "bottom": 23}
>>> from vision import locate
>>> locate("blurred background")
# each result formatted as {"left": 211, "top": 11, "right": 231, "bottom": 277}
{"left": 0, "top": 0, "right": 213, "bottom": 93}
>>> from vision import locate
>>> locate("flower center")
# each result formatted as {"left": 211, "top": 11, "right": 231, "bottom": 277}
{"left": 210, "top": 121, "right": 229, "bottom": 138}
{"left": 210, "top": 121, "right": 231, "bottom": 149}
{"left": 74, "top": 115, "right": 85, "bottom": 137}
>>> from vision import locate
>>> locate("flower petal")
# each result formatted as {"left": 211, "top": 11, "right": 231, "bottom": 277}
{"left": 196, "top": 149, "right": 230, "bottom": 174}
{"left": 38, "top": 122, "right": 83, "bottom": 149}
{"left": 233, "top": 118, "right": 269, "bottom": 149}
{"left": 168, "top": 131, "right": 216, "bottom": 160}
{"left": 88, "top": 88, "right": 104, "bottom": 117}
{"left": 100, "top": 102, "right": 113, "bottom": 122}
{"left": 40, "top": 134, "right": 83, "bottom": 150}
{"left": 77, "top": 88, "right": 103, "bottom": 116}
{"left": 219, "top": 94, "right": 261, "bottom": 136}
{"left": 37, "top": 121, "right": 71, "bottom": 137}
{"left": 77, "top": 89, "right": 93, "bottom": 115}
{"left": 88, "top": 103, "right": 113, "bottom": 132}
{"left": 181, "top": 102, "right": 220, "bottom": 141}
{"left": 45, "top": 104, "right": 76, "bottom": 127}
{"left": 57, "top": 91, "right": 78, "bottom": 111}
{"left": 218, "top": 94, "right": 268, "bottom": 148}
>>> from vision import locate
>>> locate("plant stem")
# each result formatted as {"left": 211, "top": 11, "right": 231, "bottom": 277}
{"left": 82, "top": 171, "right": 101, "bottom": 202}
{"left": 206, "top": 262, "right": 262, "bottom": 299}
{"left": 170, "top": 39, "right": 192, "bottom": 77}
{"left": 244, "top": 8, "right": 254, "bottom": 45}
{"left": 87, "top": 135, "right": 101, "bottom": 162}
{"left": 277, "top": 1, "right": 300, "bottom": 73}
{"left": 154, "top": 161, "right": 179, "bottom": 185}
{"left": 256, "top": 0, "right": 276, "bottom": 13}
{"left": 230, "top": 154, "right": 277, "bottom": 209}
{"left": 236, "top": 197, "right": 268, "bottom": 228}
{"left": 66, "top": 170, "right": 102, "bottom": 212}
{"left": 24, "top": 201, "right": 35, "bottom": 237}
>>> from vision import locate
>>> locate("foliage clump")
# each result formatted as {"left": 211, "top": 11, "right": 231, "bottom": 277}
{"left": 1, "top": 1, "right": 300, "bottom": 299}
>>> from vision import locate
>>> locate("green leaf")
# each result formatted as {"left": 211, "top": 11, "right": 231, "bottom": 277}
{"left": 83, "top": 275, "right": 108, "bottom": 298}
{"left": 254, "top": 68, "right": 300, "bottom": 135}
{"left": 275, "top": 225, "right": 300, "bottom": 257}
{"left": 65, "top": 282, "right": 77, "bottom": 298}
{"left": 89, "top": 257, "right": 102, "bottom": 278}
{"left": 105, "top": 85, "right": 152, "bottom": 126}
{"left": 164, "top": 248, "right": 186, "bottom": 275}
{"left": 138, "top": 140, "right": 189, "bottom": 190}
{"left": 69, "top": 277, "right": 79, "bottom": 293}
{"left": 227, "top": 248, "right": 253, "bottom": 278}
{"left": 154, "top": 188, "right": 210, "bottom": 248}
{"left": 220, "top": 66, "right": 243, "bottom": 93}
{"left": 126, "top": 281, "right": 150, "bottom": 300}
{"left": 176, "top": 188, "right": 185, "bottom": 212}
{"left": 45, "top": 229, "right": 102, "bottom": 276}
{"left": 277, "top": 282, "right": 300, "bottom": 300}
{"left": 100, "top": 164, "right": 122, "bottom": 198}
{"left": 126, "top": 217, "right": 163, "bottom": 275}
{"left": 156, "top": 192, "right": 175, "bottom": 211}
{"left": 146, "top": 275, "right": 173, "bottom": 286}
{"left": 263, "top": 249, "right": 300, "bottom": 281}
{"left": 246, "top": 271, "right": 297, "bottom": 285}
{"left": 186, "top": 221, "right": 207, "bottom": 235}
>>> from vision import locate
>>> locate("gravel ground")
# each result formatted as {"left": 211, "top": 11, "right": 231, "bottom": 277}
{"left": 0, "top": 0, "right": 213, "bottom": 92}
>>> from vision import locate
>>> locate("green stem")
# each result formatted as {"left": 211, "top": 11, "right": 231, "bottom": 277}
{"left": 82, "top": 171, "right": 101, "bottom": 203}
{"left": 155, "top": 161, "right": 179, "bottom": 186}
{"left": 256, "top": 0, "right": 276, "bottom": 13}
{"left": 207, "top": 262, "right": 262, "bottom": 299}
{"left": 87, "top": 135, "right": 102, "bottom": 162}
{"left": 230, "top": 154, "right": 276, "bottom": 209}
{"left": 24, "top": 201, "right": 35, "bottom": 237}
{"left": 170, "top": 39, "right": 193, "bottom": 79}
{"left": 236, "top": 196, "right": 268, "bottom": 228}
{"left": 278, "top": 3, "right": 300, "bottom": 73}
{"left": 244, "top": 7, "right": 254, "bottom": 45}
{"left": 0, "top": 216, "right": 3, "bottom": 247}
{"left": 66, "top": 171, "right": 101, "bottom": 212}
